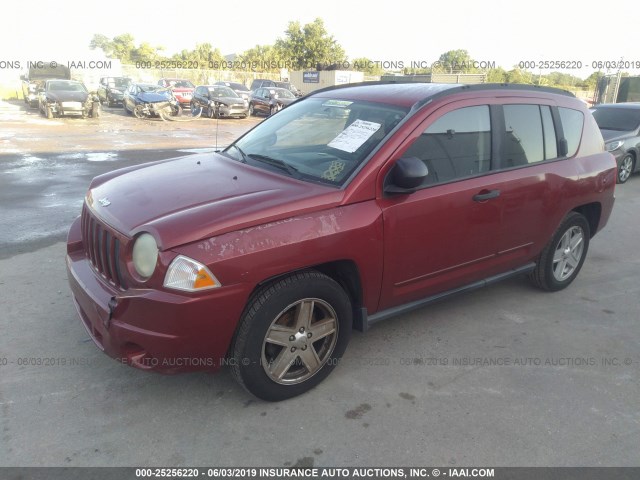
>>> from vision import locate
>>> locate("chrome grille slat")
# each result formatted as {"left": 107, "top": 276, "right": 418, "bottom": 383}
{"left": 81, "top": 204, "right": 127, "bottom": 290}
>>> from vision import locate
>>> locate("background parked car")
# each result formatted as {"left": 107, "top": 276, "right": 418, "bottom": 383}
{"left": 123, "top": 83, "right": 181, "bottom": 118}
{"left": 98, "top": 77, "right": 132, "bottom": 107}
{"left": 274, "top": 81, "right": 303, "bottom": 97}
{"left": 249, "top": 78, "right": 276, "bottom": 91}
{"left": 38, "top": 79, "right": 99, "bottom": 119}
{"left": 249, "top": 87, "right": 296, "bottom": 116}
{"left": 590, "top": 103, "right": 640, "bottom": 183}
{"left": 157, "top": 78, "right": 195, "bottom": 108}
{"left": 191, "top": 85, "right": 249, "bottom": 119}
{"left": 214, "top": 81, "right": 251, "bottom": 105}
{"left": 20, "top": 62, "right": 71, "bottom": 108}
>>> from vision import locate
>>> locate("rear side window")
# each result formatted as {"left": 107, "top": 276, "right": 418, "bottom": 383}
{"left": 403, "top": 105, "right": 491, "bottom": 186}
{"left": 502, "top": 105, "right": 560, "bottom": 166}
{"left": 558, "top": 108, "right": 584, "bottom": 157}
{"left": 503, "top": 105, "right": 544, "bottom": 165}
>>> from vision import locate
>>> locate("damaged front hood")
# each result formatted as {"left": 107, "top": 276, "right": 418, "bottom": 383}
{"left": 46, "top": 91, "right": 89, "bottom": 103}
{"left": 87, "top": 153, "right": 342, "bottom": 250}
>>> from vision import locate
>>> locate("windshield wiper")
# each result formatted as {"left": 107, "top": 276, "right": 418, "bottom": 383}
{"left": 247, "top": 154, "right": 301, "bottom": 178}
{"left": 227, "top": 144, "right": 248, "bottom": 163}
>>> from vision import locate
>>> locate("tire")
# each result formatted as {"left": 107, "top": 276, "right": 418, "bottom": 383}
{"left": 248, "top": 103, "right": 255, "bottom": 116}
{"left": 269, "top": 105, "right": 276, "bottom": 116}
{"left": 45, "top": 106, "right": 53, "bottom": 119}
{"left": 133, "top": 105, "right": 145, "bottom": 119}
{"left": 171, "top": 104, "right": 182, "bottom": 117}
{"left": 617, "top": 153, "right": 634, "bottom": 184}
{"left": 530, "top": 212, "right": 590, "bottom": 291}
{"left": 231, "top": 270, "right": 352, "bottom": 401}
{"left": 190, "top": 101, "right": 202, "bottom": 117}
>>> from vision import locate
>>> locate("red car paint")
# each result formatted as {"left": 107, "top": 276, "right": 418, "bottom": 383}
{"left": 158, "top": 78, "right": 194, "bottom": 107}
{"left": 66, "top": 83, "right": 616, "bottom": 375}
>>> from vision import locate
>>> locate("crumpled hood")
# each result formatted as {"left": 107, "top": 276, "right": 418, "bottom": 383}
{"left": 138, "top": 92, "right": 171, "bottom": 103}
{"left": 215, "top": 96, "right": 245, "bottom": 106}
{"left": 47, "top": 91, "right": 88, "bottom": 103}
{"left": 88, "top": 153, "right": 341, "bottom": 250}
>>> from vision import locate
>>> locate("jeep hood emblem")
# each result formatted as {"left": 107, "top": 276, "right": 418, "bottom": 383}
{"left": 98, "top": 197, "right": 111, "bottom": 207}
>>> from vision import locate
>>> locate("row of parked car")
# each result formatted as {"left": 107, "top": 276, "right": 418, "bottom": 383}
{"left": 98, "top": 76, "right": 301, "bottom": 119}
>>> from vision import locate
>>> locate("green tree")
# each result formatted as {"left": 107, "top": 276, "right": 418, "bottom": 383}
{"left": 131, "top": 42, "right": 163, "bottom": 63}
{"left": 486, "top": 67, "right": 507, "bottom": 83}
{"left": 240, "top": 44, "right": 283, "bottom": 72}
{"left": 89, "top": 34, "right": 112, "bottom": 56}
{"left": 110, "top": 34, "right": 136, "bottom": 63}
{"left": 437, "top": 49, "right": 474, "bottom": 73}
{"left": 275, "top": 18, "right": 346, "bottom": 69}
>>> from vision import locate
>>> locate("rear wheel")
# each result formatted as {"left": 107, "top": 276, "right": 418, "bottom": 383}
{"left": 530, "top": 212, "right": 590, "bottom": 291}
{"left": 617, "top": 153, "right": 634, "bottom": 184}
{"left": 231, "top": 270, "right": 352, "bottom": 401}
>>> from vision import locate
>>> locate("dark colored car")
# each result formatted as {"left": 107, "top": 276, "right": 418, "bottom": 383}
{"left": 249, "top": 78, "right": 276, "bottom": 91}
{"left": 275, "top": 81, "right": 302, "bottom": 97}
{"left": 590, "top": 103, "right": 640, "bottom": 183}
{"left": 123, "top": 83, "right": 181, "bottom": 118}
{"left": 214, "top": 81, "right": 251, "bottom": 105}
{"left": 21, "top": 62, "right": 71, "bottom": 108}
{"left": 98, "top": 77, "right": 132, "bottom": 107}
{"left": 38, "top": 79, "right": 99, "bottom": 118}
{"left": 157, "top": 78, "right": 195, "bottom": 107}
{"left": 67, "top": 83, "right": 616, "bottom": 401}
{"left": 249, "top": 87, "right": 296, "bottom": 116}
{"left": 191, "top": 85, "right": 249, "bottom": 119}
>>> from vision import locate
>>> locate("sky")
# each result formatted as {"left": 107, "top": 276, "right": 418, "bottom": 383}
{"left": 1, "top": 0, "right": 638, "bottom": 79}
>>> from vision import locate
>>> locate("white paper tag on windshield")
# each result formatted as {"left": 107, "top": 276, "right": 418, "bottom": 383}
{"left": 328, "top": 120, "right": 381, "bottom": 153}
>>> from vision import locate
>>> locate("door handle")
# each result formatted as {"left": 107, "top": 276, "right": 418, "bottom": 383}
{"left": 473, "top": 189, "right": 501, "bottom": 202}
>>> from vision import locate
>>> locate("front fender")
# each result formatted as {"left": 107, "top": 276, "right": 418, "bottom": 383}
{"left": 173, "top": 202, "right": 385, "bottom": 314}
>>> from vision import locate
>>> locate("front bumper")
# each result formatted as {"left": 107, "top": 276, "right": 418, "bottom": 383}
{"left": 218, "top": 104, "right": 249, "bottom": 117}
{"left": 66, "top": 217, "right": 246, "bottom": 373}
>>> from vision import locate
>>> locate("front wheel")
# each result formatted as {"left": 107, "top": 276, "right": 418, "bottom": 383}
{"left": 133, "top": 105, "right": 145, "bottom": 119}
{"left": 530, "top": 212, "right": 590, "bottom": 291}
{"left": 231, "top": 271, "right": 352, "bottom": 401}
{"left": 617, "top": 153, "right": 634, "bottom": 184}
{"left": 248, "top": 103, "right": 255, "bottom": 116}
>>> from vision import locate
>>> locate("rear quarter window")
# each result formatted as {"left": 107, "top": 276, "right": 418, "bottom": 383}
{"left": 558, "top": 107, "right": 584, "bottom": 157}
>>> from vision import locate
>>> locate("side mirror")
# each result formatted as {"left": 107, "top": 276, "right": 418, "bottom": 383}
{"left": 385, "top": 157, "right": 428, "bottom": 194}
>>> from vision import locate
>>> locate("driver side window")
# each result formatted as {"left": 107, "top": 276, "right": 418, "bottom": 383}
{"left": 403, "top": 105, "right": 491, "bottom": 186}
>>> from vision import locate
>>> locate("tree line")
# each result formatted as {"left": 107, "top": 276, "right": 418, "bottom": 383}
{"left": 89, "top": 19, "right": 606, "bottom": 91}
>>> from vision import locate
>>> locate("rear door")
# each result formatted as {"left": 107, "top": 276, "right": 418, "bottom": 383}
{"left": 492, "top": 102, "right": 579, "bottom": 265}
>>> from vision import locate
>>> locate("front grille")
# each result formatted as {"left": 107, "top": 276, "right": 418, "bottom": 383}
{"left": 81, "top": 205, "right": 128, "bottom": 290}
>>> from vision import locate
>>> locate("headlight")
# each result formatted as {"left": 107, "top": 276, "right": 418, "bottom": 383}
{"left": 605, "top": 140, "right": 624, "bottom": 152}
{"left": 132, "top": 233, "right": 158, "bottom": 279}
{"left": 164, "top": 255, "right": 221, "bottom": 292}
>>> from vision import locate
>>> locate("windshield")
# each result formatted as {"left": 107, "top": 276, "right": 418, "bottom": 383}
{"left": 209, "top": 86, "right": 238, "bottom": 98}
{"left": 224, "top": 97, "right": 408, "bottom": 186}
{"left": 276, "top": 82, "right": 298, "bottom": 93}
{"left": 109, "top": 78, "right": 131, "bottom": 89}
{"left": 168, "top": 80, "right": 195, "bottom": 88}
{"left": 48, "top": 81, "right": 87, "bottom": 92}
{"left": 591, "top": 107, "right": 640, "bottom": 131}
{"left": 139, "top": 84, "right": 165, "bottom": 93}
{"left": 271, "top": 88, "right": 295, "bottom": 99}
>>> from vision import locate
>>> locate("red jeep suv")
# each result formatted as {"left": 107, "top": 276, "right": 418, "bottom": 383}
{"left": 66, "top": 82, "right": 616, "bottom": 400}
